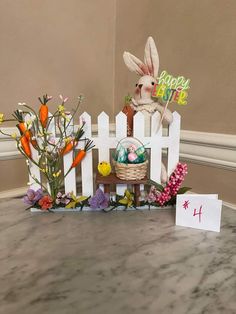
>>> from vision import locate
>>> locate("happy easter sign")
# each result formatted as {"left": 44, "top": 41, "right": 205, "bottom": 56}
{"left": 152, "top": 70, "right": 190, "bottom": 105}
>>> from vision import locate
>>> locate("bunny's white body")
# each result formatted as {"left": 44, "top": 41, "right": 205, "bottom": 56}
{"left": 123, "top": 37, "right": 173, "bottom": 183}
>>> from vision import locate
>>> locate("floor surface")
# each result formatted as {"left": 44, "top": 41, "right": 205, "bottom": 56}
{"left": 0, "top": 198, "right": 236, "bottom": 314}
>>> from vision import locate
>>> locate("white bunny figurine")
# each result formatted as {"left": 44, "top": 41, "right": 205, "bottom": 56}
{"left": 123, "top": 36, "right": 172, "bottom": 182}
{"left": 123, "top": 36, "right": 173, "bottom": 128}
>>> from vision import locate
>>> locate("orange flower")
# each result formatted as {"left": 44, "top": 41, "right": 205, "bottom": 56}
{"left": 38, "top": 195, "right": 53, "bottom": 210}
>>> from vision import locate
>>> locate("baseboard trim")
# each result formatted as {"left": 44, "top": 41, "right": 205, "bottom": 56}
{"left": 0, "top": 187, "right": 26, "bottom": 199}
{"left": 1, "top": 124, "right": 235, "bottom": 170}
{"left": 223, "top": 201, "right": 236, "bottom": 211}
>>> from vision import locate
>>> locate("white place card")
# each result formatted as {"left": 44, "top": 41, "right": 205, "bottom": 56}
{"left": 176, "top": 194, "right": 222, "bottom": 232}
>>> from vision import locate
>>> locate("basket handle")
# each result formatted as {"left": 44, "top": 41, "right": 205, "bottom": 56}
{"left": 116, "top": 136, "right": 145, "bottom": 151}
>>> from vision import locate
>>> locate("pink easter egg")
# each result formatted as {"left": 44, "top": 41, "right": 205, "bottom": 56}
{"left": 128, "top": 152, "right": 138, "bottom": 162}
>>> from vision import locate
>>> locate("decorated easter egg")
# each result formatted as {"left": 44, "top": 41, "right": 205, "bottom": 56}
{"left": 135, "top": 146, "right": 145, "bottom": 156}
{"left": 128, "top": 152, "right": 138, "bottom": 162}
{"left": 117, "top": 146, "right": 127, "bottom": 163}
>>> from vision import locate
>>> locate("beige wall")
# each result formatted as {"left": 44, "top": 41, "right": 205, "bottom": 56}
{"left": 0, "top": 0, "right": 116, "bottom": 119}
{"left": 184, "top": 163, "right": 236, "bottom": 204}
{"left": 0, "top": 158, "right": 28, "bottom": 192}
{"left": 0, "top": 0, "right": 235, "bottom": 203}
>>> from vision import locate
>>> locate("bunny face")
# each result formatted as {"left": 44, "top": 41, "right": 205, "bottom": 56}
{"left": 123, "top": 37, "right": 159, "bottom": 106}
{"left": 134, "top": 75, "right": 157, "bottom": 105}
{"left": 123, "top": 36, "right": 173, "bottom": 125}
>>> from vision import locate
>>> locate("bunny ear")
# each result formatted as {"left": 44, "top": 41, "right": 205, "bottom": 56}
{"left": 144, "top": 36, "right": 159, "bottom": 77}
{"left": 123, "top": 52, "right": 149, "bottom": 76}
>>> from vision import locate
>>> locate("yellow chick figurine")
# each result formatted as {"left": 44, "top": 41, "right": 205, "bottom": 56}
{"left": 97, "top": 161, "right": 111, "bottom": 176}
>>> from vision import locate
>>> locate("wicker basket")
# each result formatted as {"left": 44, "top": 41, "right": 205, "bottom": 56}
{"left": 113, "top": 137, "right": 148, "bottom": 180}
{"left": 113, "top": 159, "right": 148, "bottom": 180}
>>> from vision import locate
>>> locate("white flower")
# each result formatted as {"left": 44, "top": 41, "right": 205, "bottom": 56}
{"left": 25, "top": 113, "right": 36, "bottom": 128}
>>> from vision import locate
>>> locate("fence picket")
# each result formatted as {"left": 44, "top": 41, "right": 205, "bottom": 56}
{"left": 63, "top": 114, "right": 76, "bottom": 195}
{"left": 150, "top": 112, "right": 162, "bottom": 183}
{"left": 133, "top": 112, "right": 146, "bottom": 191}
{"left": 167, "top": 111, "right": 181, "bottom": 176}
{"left": 46, "top": 113, "right": 57, "bottom": 193}
{"left": 80, "top": 112, "right": 94, "bottom": 196}
{"left": 97, "top": 112, "right": 110, "bottom": 162}
{"left": 115, "top": 111, "right": 127, "bottom": 195}
{"left": 63, "top": 151, "right": 76, "bottom": 195}
{"left": 133, "top": 112, "right": 145, "bottom": 141}
{"left": 29, "top": 146, "right": 41, "bottom": 190}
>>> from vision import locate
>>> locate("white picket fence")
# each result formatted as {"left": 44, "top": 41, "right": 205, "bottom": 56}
{"left": 29, "top": 111, "right": 180, "bottom": 197}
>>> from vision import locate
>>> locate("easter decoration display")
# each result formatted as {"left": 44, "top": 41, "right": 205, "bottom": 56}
{"left": 0, "top": 95, "right": 94, "bottom": 211}
{"left": 0, "top": 36, "right": 191, "bottom": 212}
{"left": 113, "top": 137, "right": 148, "bottom": 180}
{"left": 0, "top": 92, "right": 190, "bottom": 211}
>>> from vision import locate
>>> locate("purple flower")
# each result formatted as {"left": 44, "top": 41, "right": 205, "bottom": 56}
{"left": 23, "top": 188, "right": 43, "bottom": 206}
{"left": 55, "top": 192, "right": 71, "bottom": 205}
{"left": 89, "top": 188, "right": 109, "bottom": 210}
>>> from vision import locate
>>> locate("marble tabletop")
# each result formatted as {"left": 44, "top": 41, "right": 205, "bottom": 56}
{"left": 0, "top": 197, "right": 235, "bottom": 314}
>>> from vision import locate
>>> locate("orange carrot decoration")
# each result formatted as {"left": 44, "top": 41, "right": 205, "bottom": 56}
{"left": 20, "top": 135, "right": 31, "bottom": 158}
{"left": 62, "top": 140, "right": 75, "bottom": 155}
{"left": 71, "top": 139, "right": 95, "bottom": 168}
{"left": 39, "top": 105, "right": 48, "bottom": 128}
{"left": 71, "top": 149, "right": 86, "bottom": 168}
{"left": 13, "top": 110, "right": 32, "bottom": 141}
{"left": 18, "top": 123, "right": 32, "bottom": 141}
{"left": 12, "top": 109, "right": 37, "bottom": 148}
{"left": 61, "top": 122, "right": 85, "bottom": 156}
{"left": 38, "top": 94, "right": 51, "bottom": 128}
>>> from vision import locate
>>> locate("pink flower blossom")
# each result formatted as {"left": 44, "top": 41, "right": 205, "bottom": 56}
{"left": 156, "top": 163, "right": 188, "bottom": 206}
{"left": 148, "top": 163, "right": 188, "bottom": 206}
{"left": 147, "top": 186, "right": 160, "bottom": 203}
